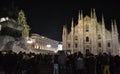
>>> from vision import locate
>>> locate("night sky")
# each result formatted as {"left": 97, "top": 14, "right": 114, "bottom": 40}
{"left": 0, "top": 0, "right": 120, "bottom": 41}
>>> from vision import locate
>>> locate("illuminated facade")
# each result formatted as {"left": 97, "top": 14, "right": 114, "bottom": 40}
{"left": 27, "top": 33, "right": 60, "bottom": 53}
{"left": 62, "top": 9, "right": 119, "bottom": 55}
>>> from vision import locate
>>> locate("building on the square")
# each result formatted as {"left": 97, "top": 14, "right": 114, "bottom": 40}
{"left": 62, "top": 9, "right": 119, "bottom": 55}
{"left": 26, "top": 33, "right": 60, "bottom": 53}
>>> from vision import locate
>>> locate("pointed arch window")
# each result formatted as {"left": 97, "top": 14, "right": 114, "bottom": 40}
{"left": 86, "top": 37, "right": 89, "bottom": 42}
{"left": 68, "top": 44, "right": 70, "bottom": 48}
{"left": 74, "top": 36, "right": 78, "bottom": 40}
{"left": 98, "top": 43, "right": 101, "bottom": 47}
{"left": 98, "top": 35, "right": 101, "bottom": 39}
{"left": 75, "top": 43, "right": 78, "bottom": 48}
{"left": 108, "top": 43, "right": 110, "bottom": 47}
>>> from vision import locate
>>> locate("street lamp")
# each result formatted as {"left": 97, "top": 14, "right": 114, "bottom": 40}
{"left": 27, "top": 39, "right": 33, "bottom": 44}
{"left": 42, "top": 36, "right": 45, "bottom": 38}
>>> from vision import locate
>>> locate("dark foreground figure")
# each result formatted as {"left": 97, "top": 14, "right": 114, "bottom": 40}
{"left": 0, "top": 50, "right": 120, "bottom": 74}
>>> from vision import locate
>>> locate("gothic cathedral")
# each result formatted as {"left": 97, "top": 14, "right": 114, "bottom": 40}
{"left": 62, "top": 9, "right": 119, "bottom": 55}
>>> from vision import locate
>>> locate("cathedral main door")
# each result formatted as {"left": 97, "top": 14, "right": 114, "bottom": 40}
{"left": 85, "top": 49, "right": 90, "bottom": 54}
{"left": 84, "top": 45, "right": 91, "bottom": 54}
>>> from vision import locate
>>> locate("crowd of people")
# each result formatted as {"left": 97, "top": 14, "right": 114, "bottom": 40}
{"left": 0, "top": 50, "right": 120, "bottom": 74}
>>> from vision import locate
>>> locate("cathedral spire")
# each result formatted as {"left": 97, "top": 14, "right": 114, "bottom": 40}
{"left": 111, "top": 20, "right": 116, "bottom": 55}
{"left": 91, "top": 8, "right": 93, "bottom": 18}
{"left": 102, "top": 14, "right": 105, "bottom": 26}
{"left": 62, "top": 24, "right": 67, "bottom": 51}
{"left": 71, "top": 18, "right": 74, "bottom": 31}
{"left": 114, "top": 20, "right": 119, "bottom": 55}
{"left": 114, "top": 20, "right": 118, "bottom": 35}
{"left": 93, "top": 8, "right": 97, "bottom": 19}
{"left": 62, "top": 25, "right": 67, "bottom": 36}
{"left": 81, "top": 10, "right": 83, "bottom": 20}
{"left": 70, "top": 18, "right": 74, "bottom": 53}
{"left": 102, "top": 15, "right": 105, "bottom": 35}
{"left": 101, "top": 14, "right": 106, "bottom": 52}
{"left": 111, "top": 20, "right": 114, "bottom": 34}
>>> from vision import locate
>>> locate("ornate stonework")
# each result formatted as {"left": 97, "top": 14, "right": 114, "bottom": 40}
{"left": 62, "top": 9, "right": 119, "bottom": 55}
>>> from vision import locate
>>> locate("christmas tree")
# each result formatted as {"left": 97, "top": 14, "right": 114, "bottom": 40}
{"left": 17, "top": 10, "right": 29, "bottom": 39}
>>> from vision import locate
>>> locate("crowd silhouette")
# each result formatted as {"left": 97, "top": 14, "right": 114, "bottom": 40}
{"left": 0, "top": 50, "right": 120, "bottom": 74}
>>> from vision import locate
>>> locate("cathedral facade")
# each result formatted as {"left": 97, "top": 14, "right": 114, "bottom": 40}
{"left": 62, "top": 9, "right": 119, "bottom": 55}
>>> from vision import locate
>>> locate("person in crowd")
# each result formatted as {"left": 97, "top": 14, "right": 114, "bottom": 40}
{"left": 3, "top": 50, "right": 18, "bottom": 74}
{"left": 1, "top": 49, "right": 120, "bottom": 74}
{"left": 96, "top": 53, "right": 103, "bottom": 74}
{"left": 74, "top": 51, "right": 85, "bottom": 74}
{"left": 53, "top": 54, "right": 59, "bottom": 74}
{"left": 114, "top": 55, "right": 120, "bottom": 74}
{"left": 66, "top": 54, "right": 73, "bottom": 74}
{"left": 21, "top": 53, "right": 30, "bottom": 74}
{"left": 102, "top": 52, "right": 110, "bottom": 74}
{"left": 58, "top": 51, "right": 67, "bottom": 74}
{"left": 109, "top": 54, "right": 115, "bottom": 74}
{"left": 85, "top": 53, "right": 96, "bottom": 74}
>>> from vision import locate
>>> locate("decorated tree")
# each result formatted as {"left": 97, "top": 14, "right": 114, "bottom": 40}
{"left": 17, "top": 10, "right": 29, "bottom": 39}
